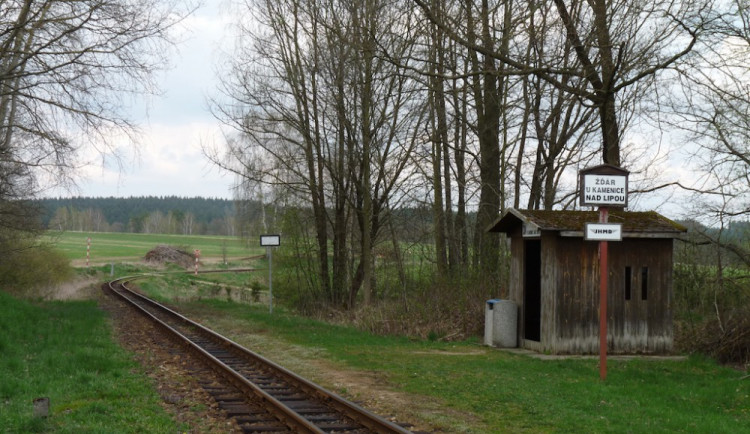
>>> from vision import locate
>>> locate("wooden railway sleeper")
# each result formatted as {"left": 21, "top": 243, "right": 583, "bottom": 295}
{"left": 108, "top": 280, "right": 412, "bottom": 433}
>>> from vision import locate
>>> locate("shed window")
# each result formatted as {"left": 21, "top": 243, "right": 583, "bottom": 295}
{"left": 625, "top": 266, "right": 632, "bottom": 301}
{"left": 641, "top": 267, "right": 649, "bottom": 300}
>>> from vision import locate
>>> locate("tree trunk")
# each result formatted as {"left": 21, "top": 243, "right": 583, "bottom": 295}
{"left": 470, "top": 0, "right": 503, "bottom": 281}
{"left": 552, "top": 0, "right": 621, "bottom": 166}
{"left": 453, "top": 72, "right": 469, "bottom": 266}
{"left": 429, "top": 15, "right": 448, "bottom": 276}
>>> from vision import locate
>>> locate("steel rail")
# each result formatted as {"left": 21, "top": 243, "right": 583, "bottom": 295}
{"left": 106, "top": 277, "right": 411, "bottom": 434}
{"left": 107, "top": 280, "right": 317, "bottom": 432}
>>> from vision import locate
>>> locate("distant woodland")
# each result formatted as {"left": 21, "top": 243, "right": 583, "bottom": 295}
{"left": 34, "top": 196, "right": 451, "bottom": 243}
{"left": 37, "top": 197, "right": 241, "bottom": 236}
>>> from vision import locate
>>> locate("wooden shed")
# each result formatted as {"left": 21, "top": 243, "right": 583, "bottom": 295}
{"left": 488, "top": 208, "right": 687, "bottom": 355}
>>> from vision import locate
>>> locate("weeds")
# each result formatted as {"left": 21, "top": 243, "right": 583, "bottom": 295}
{"left": 674, "top": 246, "right": 750, "bottom": 367}
{"left": 0, "top": 239, "right": 72, "bottom": 297}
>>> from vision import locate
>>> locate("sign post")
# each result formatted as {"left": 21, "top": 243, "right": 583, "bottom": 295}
{"left": 260, "top": 235, "right": 281, "bottom": 313}
{"left": 598, "top": 207, "right": 609, "bottom": 381}
{"left": 580, "top": 165, "right": 629, "bottom": 381}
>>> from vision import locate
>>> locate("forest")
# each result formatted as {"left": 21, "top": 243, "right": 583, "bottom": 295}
{"left": 36, "top": 197, "right": 239, "bottom": 235}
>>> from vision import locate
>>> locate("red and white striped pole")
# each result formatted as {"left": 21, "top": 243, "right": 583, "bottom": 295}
{"left": 194, "top": 249, "right": 200, "bottom": 275}
{"left": 86, "top": 237, "right": 91, "bottom": 268}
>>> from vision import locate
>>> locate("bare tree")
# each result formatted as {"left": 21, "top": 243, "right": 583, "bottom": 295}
{"left": 0, "top": 0, "right": 192, "bottom": 248}
{"left": 0, "top": 0, "right": 191, "bottom": 188}
{"left": 660, "top": 0, "right": 750, "bottom": 260}
{"left": 209, "top": 0, "right": 425, "bottom": 307}
{"left": 413, "top": 0, "right": 712, "bottom": 164}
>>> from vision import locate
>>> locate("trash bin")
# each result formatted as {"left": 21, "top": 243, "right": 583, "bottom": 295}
{"left": 485, "top": 299, "right": 517, "bottom": 348}
{"left": 484, "top": 299, "right": 500, "bottom": 346}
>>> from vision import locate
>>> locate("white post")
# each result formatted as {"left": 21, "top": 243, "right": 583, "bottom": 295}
{"left": 267, "top": 246, "right": 273, "bottom": 314}
{"left": 260, "top": 235, "right": 280, "bottom": 314}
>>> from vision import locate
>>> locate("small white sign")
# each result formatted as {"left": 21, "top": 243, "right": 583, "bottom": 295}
{"left": 585, "top": 223, "right": 622, "bottom": 241}
{"left": 522, "top": 222, "right": 541, "bottom": 238}
{"left": 582, "top": 174, "right": 627, "bottom": 206}
{"left": 260, "top": 234, "right": 281, "bottom": 246}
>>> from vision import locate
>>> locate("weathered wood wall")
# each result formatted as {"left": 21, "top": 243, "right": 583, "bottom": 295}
{"left": 509, "top": 231, "right": 674, "bottom": 354}
{"left": 607, "top": 238, "right": 674, "bottom": 354}
{"left": 508, "top": 228, "right": 525, "bottom": 341}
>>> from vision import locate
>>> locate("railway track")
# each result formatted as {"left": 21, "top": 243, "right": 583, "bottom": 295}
{"left": 105, "top": 278, "right": 412, "bottom": 434}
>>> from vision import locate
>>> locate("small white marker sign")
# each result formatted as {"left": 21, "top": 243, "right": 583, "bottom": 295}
{"left": 585, "top": 223, "right": 622, "bottom": 241}
{"left": 522, "top": 222, "right": 541, "bottom": 238}
{"left": 260, "top": 234, "right": 281, "bottom": 246}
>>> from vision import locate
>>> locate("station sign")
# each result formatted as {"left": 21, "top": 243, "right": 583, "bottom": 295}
{"left": 579, "top": 164, "right": 629, "bottom": 207}
{"left": 578, "top": 164, "right": 629, "bottom": 382}
{"left": 522, "top": 222, "right": 541, "bottom": 238}
{"left": 260, "top": 234, "right": 281, "bottom": 246}
{"left": 581, "top": 174, "right": 627, "bottom": 206}
{"left": 585, "top": 223, "right": 622, "bottom": 241}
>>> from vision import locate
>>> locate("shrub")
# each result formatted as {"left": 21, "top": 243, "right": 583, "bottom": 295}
{"left": 673, "top": 262, "right": 750, "bottom": 367}
{"left": 0, "top": 240, "right": 73, "bottom": 297}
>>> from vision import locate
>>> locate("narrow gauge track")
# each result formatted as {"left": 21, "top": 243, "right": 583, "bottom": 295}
{"left": 106, "top": 278, "right": 412, "bottom": 434}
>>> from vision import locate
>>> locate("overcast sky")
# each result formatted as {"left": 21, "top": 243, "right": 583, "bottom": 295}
{"left": 51, "top": 1, "right": 235, "bottom": 200}
{"left": 47, "top": 1, "right": 693, "bottom": 220}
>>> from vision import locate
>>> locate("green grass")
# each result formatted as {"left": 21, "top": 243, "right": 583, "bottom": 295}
{"left": 17, "top": 232, "right": 746, "bottom": 432}
{"left": 0, "top": 291, "right": 178, "bottom": 433}
{"left": 46, "top": 231, "right": 261, "bottom": 263}
{"left": 171, "top": 298, "right": 749, "bottom": 433}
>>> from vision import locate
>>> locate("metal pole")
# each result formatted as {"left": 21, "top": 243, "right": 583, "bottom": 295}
{"left": 267, "top": 246, "right": 273, "bottom": 314}
{"left": 599, "top": 206, "right": 609, "bottom": 381}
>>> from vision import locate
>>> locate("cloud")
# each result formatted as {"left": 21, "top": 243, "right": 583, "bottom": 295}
{"left": 94, "top": 121, "right": 232, "bottom": 198}
{"left": 43, "top": 1, "right": 236, "bottom": 199}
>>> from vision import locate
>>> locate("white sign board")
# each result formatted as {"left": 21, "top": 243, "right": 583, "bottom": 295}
{"left": 581, "top": 174, "right": 628, "bottom": 206}
{"left": 260, "top": 234, "right": 281, "bottom": 246}
{"left": 581, "top": 174, "right": 627, "bottom": 206}
{"left": 522, "top": 222, "right": 540, "bottom": 238}
{"left": 585, "top": 223, "right": 622, "bottom": 241}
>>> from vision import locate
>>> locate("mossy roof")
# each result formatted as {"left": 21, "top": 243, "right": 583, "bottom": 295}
{"left": 488, "top": 208, "right": 688, "bottom": 235}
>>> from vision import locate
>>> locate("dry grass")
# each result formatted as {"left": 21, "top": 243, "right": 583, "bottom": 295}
{"left": 327, "top": 280, "right": 493, "bottom": 341}
{"left": 676, "top": 308, "right": 750, "bottom": 368}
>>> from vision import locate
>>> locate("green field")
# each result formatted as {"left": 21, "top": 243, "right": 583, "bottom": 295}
{"left": 48, "top": 231, "right": 262, "bottom": 264}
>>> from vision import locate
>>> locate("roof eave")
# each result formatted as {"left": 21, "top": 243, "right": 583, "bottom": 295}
{"left": 487, "top": 208, "right": 527, "bottom": 233}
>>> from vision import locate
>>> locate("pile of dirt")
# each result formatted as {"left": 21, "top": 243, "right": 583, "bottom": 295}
{"left": 144, "top": 245, "right": 195, "bottom": 269}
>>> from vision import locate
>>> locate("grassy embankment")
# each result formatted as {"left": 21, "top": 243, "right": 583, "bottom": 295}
{"left": 163, "top": 297, "right": 748, "bottom": 433}
{"left": 0, "top": 291, "right": 179, "bottom": 432}
{"left": 1, "top": 232, "right": 259, "bottom": 432}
